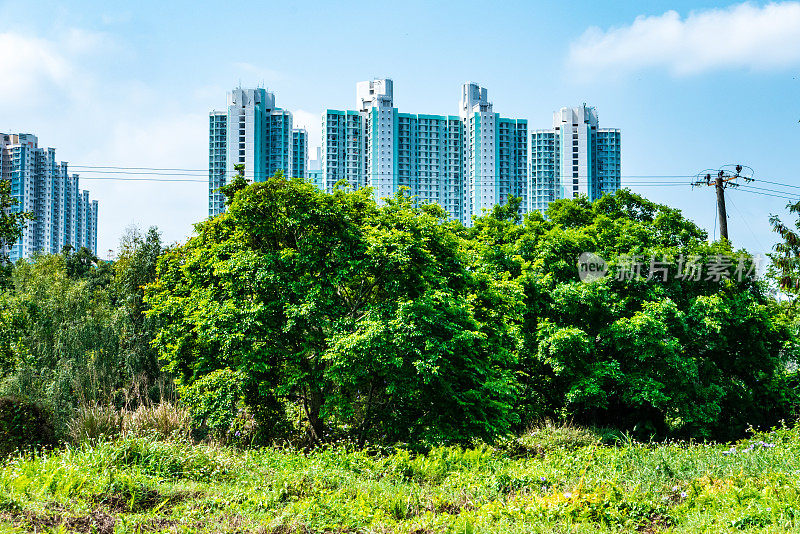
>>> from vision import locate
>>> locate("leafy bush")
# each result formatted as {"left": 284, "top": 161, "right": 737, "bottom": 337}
{"left": 503, "top": 421, "right": 603, "bottom": 457}
{"left": 68, "top": 404, "right": 122, "bottom": 444}
{"left": 178, "top": 369, "right": 248, "bottom": 443}
{"left": 0, "top": 396, "right": 55, "bottom": 456}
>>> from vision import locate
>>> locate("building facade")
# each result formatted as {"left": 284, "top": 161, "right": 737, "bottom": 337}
{"left": 321, "top": 79, "right": 528, "bottom": 226}
{"left": 0, "top": 133, "right": 99, "bottom": 261}
{"left": 530, "top": 105, "right": 621, "bottom": 215}
{"left": 208, "top": 88, "right": 308, "bottom": 217}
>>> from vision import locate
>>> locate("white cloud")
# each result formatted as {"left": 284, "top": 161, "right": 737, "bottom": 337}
{"left": 569, "top": 2, "right": 800, "bottom": 76}
{"left": 0, "top": 33, "right": 72, "bottom": 102}
{"left": 0, "top": 29, "right": 114, "bottom": 105}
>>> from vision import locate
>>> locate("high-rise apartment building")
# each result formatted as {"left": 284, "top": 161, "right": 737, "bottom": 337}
{"left": 530, "top": 105, "right": 620, "bottom": 214}
{"left": 0, "top": 133, "right": 99, "bottom": 261}
{"left": 208, "top": 88, "right": 308, "bottom": 216}
{"left": 291, "top": 128, "right": 308, "bottom": 181}
{"left": 321, "top": 79, "right": 528, "bottom": 226}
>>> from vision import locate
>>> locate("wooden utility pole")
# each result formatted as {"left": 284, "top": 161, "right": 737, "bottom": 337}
{"left": 693, "top": 165, "right": 751, "bottom": 242}
{"left": 715, "top": 171, "right": 729, "bottom": 240}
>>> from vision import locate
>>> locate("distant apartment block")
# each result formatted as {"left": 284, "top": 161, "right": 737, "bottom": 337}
{"left": 530, "top": 105, "right": 621, "bottom": 214}
{"left": 322, "top": 79, "right": 528, "bottom": 226}
{"left": 0, "top": 133, "right": 98, "bottom": 262}
{"left": 208, "top": 88, "right": 308, "bottom": 217}
{"left": 308, "top": 147, "right": 324, "bottom": 190}
{"left": 209, "top": 83, "right": 621, "bottom": 222}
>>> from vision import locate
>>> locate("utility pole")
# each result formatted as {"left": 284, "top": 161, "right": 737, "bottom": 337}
{"left": 692, "top": 165, "right": 753, "bottom": 242}
{"left": 715, "top": 171, "right": 729, "bottom": 240}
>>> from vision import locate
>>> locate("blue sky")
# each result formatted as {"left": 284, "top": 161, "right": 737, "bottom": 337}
{"left": 0, "top": 0, "right": 798, "bottom": 257}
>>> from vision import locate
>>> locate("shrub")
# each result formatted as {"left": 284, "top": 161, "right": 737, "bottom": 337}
{"left": 501, "top": 420, "right": 602, "bottom": 457}
{"left": 178, "top": 368, "right": 247, "bottom": 443}
{"left": 68, "top": 404, "right": 122, "bottom": 444}
{"left": 0, "top": 396, "right": 55, "bottom": 456}
{"left": 124, "top": 401, "right": 190, "bottom": 440}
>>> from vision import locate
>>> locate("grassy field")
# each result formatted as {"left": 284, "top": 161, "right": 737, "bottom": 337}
{"left": 2, "top": 423, "right": 800, "bottom": 533}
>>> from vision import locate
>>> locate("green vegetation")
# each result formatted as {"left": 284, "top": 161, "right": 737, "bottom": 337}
{"left": 0, "top": 227, "right": 166, "bottom": 439}
{"left": 2, "top": 422, "right": 800, "bottom": 532}
{"left": 146, "top": 175, "right": 798, "bottom": 445}
{"left": 0, "top": 174, "right": 799, "bottom": 531}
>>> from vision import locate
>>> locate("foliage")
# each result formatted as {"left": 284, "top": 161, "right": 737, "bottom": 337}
{"left": 3, "top": 424, "right": 800, "bottom": 532}
{"left": 146, "top": 176, "right": 519, "bottom": 446}
{"left": 466, "top": 189, "right": 796, "bottom": 440}
{"left": 0, "top": 172, "right": 796, "bottom": 448}
{"left": 0, "top": 179, "right": 33, "bottom": 267}
{"left": 178, "top": 368, "right": 249, "bottom": 443}
{"left": 769, "top": 199, "right": 800, "bottom": 295}
{"left": 0, "top": 227, "right": 168, "bottom": 439}
{"left": 0, "top": 396, "right": 54, "bottom": 456}
{"left": 110, "top": 226, "right": 165, "bottom": 399}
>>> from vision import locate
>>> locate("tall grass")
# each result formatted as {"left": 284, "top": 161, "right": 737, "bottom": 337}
{"left": 123, "top": 401, "right": 190, "bottom": 440}
{"left": 68, "top": 401, "right": 190, "bottom": 445}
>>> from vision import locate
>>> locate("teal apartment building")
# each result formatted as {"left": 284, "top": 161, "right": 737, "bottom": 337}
{"left": 208, "top": 88, "right": 308, "bottom": 217}
{"left": 0, "top": 133, "right": 98, "bottom": 261}
{"left": 321, "top": 79, "right": 529, "bottom": 226}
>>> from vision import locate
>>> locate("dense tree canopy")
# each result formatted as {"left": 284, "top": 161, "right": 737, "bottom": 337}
{"left": 468, "top": 192, "right": 794, "bottom": 439}
{"left": 146, "top": 176, "right": 798, "bottom": 444}
{"left": 146, "top": 177, "right": 519, "bottom": 445}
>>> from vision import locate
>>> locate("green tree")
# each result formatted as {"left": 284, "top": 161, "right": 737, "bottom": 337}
{"left": 770, "top": 200, "right": 800, "bottom": 295}
{"left": 470, "top": 189, "right": 795, "bottom": 439}
{"left": 111, "top": 226, "right": 165, "bottom": 399}
{"left": 146, "top": 175, "right": 518, "bottom": 445}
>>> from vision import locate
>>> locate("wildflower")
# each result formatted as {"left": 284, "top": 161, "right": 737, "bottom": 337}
{"left": 680, "top": 492, "right": 687, "bottom": 499}
{"left": 235, "top": 431, "right": 241, "bottom": 437}
{"left": 672, "top": 485, "right": 679, "bottom": 492}
{"left": 563, "top": 492, "right": 573, "bottom": 499}
{"left": 722, "top": 447, "right": 736, "bottom": 455}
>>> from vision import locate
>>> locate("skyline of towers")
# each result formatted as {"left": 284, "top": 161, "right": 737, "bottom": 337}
{"left": 209, "top": 80, "right": 621, "bottom": 222}
{"left": 322, "top": 80, "right": 530, "bottom": 226}
{"left": 0, "top": 133, "right": 98, "bottom": 261}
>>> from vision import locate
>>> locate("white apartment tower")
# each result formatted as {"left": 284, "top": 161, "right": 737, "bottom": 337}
{"left": 322, "top": 79, "right": 527, "bottom": 226}
{"left": 530, "top": 105, "right": 621, "bottom": 214}
{"left": 208, "top": 87, "right": 308, "bottom": 217}
{"left": 358, "top": 79, "right": 396, "bottom": 200}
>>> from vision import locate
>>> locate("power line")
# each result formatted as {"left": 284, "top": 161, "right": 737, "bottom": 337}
{"left": 753, "top": 178, "right": 800, "bottom": 191}
{"left": 77, "top": 176, "right": 206, "bottom": 183}
{"left": 736, "top": 189, "right": 798, "bottom": 201}
{"left": 740, "top": 184, "right": 800, "bottom": 198}
{"left": 727, "top": 191, "right": 767, "bottom": 252}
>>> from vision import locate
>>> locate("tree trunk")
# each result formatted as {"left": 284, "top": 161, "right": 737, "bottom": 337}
{"left": 305, "top": 389, "right": 325, "bottom": 445}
